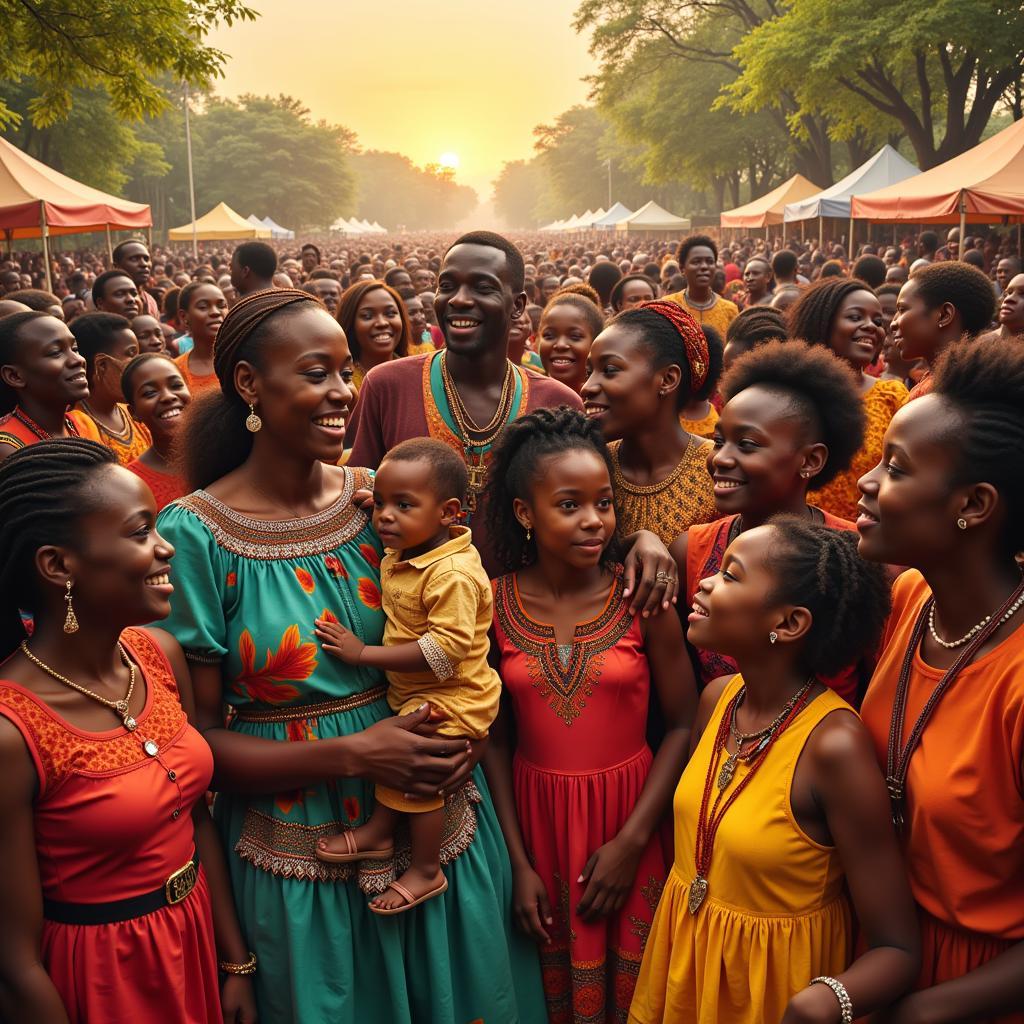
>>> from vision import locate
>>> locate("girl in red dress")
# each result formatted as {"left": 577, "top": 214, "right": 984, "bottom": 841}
{"left": 0, "top": 439, "right": 255, "bottom": 1023}
{"left": 122, "top": 353, "right": 193, "bottom": 512}
{"left": 484, "top": 407, "right": 697, "bottom": 1024}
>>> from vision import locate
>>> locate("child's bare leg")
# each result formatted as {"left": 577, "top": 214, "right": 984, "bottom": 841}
{"left": 369, "top": 807, "right": 446, "bottom": 910}
{"left": 316, "top": 802, "right": 397, "bottom": 860}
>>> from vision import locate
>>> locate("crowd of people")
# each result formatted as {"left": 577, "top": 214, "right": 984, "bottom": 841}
{"left": 0, "top": 224, "right": 1022, "bottom": 1024}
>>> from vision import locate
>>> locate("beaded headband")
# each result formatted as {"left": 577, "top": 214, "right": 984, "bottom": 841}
{"left": 640, "top": 299, "right": 710, "bottom": 394}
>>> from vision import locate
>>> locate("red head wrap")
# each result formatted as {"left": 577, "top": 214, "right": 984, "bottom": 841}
{"left": 639, "top": 299, "right": 710, "bottom": 395}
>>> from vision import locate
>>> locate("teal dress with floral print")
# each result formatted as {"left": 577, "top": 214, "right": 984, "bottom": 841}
{"left": 157, "top": 467, "right": 545, "bottom": 1024}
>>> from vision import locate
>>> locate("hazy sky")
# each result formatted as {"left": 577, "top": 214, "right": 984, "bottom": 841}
{"left": 206, "top": 1, "right": 595, "bottom": 199}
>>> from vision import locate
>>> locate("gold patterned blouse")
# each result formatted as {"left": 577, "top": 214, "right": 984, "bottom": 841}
{"left": 608, "top": 437, "right": 718, "bottom": 545}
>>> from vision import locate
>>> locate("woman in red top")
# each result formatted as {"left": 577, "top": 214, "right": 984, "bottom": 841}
{"left": 857, "top": 338, "right": 1024, "bottom": 1023}
{"left": 0, "top": 439, "right": 255, "bottom": 1023}
{"left": 669, "top": 341, "right": 868, "bottom": 700}
{"left": 122, "top": 353, "right": 193, "bottom": 511}
{"left": 0, "top": 312, "right": 99, "bottom": 461}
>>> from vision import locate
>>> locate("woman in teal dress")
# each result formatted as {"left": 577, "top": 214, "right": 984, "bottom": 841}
{"left": 157, "top": 288, "right": 546, "bottom": 1024}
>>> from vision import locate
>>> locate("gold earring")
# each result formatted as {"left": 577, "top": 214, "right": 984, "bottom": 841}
{"left": 525, "top": 526, "right": 532, "bottom": 541}
{"left": 245, "top": 403, "right": 262, "bottom": 433}
{"left": 769, "top": 631, "right": 778, "bottom": 645}
{"left": 63, "top": 579, "right": 79, "bottom": 634}
{"left": 957, "top": 517, "right": 968, "bottom": 530}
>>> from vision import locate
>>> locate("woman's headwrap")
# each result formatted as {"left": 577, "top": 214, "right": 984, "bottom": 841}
{"left": 640, "top": 299, "right": 710, "bottom": 395}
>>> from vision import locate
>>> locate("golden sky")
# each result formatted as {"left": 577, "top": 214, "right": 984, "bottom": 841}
{"left": 206, "top": 0, "right": 594, "bottom": 199}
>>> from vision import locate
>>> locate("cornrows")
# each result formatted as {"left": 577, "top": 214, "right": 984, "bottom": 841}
{"left": 212, "top": 288, "right": 316, "bottom": 396}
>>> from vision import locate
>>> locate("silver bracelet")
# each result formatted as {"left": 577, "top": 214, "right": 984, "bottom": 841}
{"left": 809, "top": 976, "right": 853, "bottom": 1024}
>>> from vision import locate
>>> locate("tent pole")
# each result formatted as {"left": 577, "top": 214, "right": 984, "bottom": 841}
{"left": 849, "top": 215, "right": 854, "bottom": 258}
{"left": 958, "top": 195, "right": 966, "bottom": 262}
{"left": 39, "top": 202, "right": 52, "bottom": 293}
{"left": 105, "top": 225, "right": 113, "bottom": 263}
{"left": 818, "top": 216, "right": 823, "bottom": 251}
{"left": 183, "top": 81, "right": 199, "bottom": 259}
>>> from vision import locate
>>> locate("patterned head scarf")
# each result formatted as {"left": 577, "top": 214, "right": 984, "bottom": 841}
{"left": 639, "top": 299, "right": 710, "bottom": 395}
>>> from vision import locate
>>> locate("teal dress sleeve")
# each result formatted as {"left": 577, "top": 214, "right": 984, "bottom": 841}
{"left": 157, "top": 502, "right": 230, "bottom": 663}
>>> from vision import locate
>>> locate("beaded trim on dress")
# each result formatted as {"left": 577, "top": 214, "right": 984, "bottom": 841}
{"left": 170, "top": 467, "right": 372, "bottom": 560}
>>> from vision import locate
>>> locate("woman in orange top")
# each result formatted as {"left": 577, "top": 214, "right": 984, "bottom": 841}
{"left": 672, "top": 341, "right": 868, "bottom": 701}
{"left": 789, "top": 279, "right": 908, "bottom": 522}
{"left": 174, "top": 281, "right": 227, "bottom": 396}
{"left": 0, "top": 312, "right": 99, "bottom": 462}
{"left": 69, "top": 312, "right": 151, "bottom": 465}
{"left": 630, "top": 518, "right": 918, "bottom": 1024}
{"left": 122, "top": 353, "right": 193, "bottom": 512}
{"left": 857, "top": 337, "right": 1024, "bottom": 1023}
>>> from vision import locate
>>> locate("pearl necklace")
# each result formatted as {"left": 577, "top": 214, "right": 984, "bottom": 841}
{"left": 927, "top": 583, "right": 1024, "bottom": 649}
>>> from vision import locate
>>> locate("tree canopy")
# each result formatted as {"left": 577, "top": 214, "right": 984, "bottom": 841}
{"left": 0, "top": 0, "right": 256, "bottom": 129}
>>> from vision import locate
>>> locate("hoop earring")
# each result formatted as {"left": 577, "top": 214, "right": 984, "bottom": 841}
{"left": 245, "top": 403, "right": 262, "bottom": 433}
{"left": 63, "top": 580, "right": 79, "bottom": 634}
{"left": 769, "top": 631, "right": 778, "bottom": 645}
{"left": 956, "top": 517, "right": 968, "bottom": 530}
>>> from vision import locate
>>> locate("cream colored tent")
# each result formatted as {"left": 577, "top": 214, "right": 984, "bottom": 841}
{"left": 169, "top": 202, "right": 270, "bottom": 241}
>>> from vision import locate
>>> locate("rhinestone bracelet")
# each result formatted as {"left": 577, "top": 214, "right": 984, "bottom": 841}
{"left": 219, "top": 952, "right": 257, "bottom": 976}
{"left": 810, "top": 976, "right": 853, "bottom": 1024}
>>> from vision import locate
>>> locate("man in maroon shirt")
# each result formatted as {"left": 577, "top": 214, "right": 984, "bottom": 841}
{"left": 348, "top": 230, "right": 582, "bottom": 573}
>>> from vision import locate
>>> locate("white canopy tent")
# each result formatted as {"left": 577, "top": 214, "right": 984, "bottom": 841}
{"left": 783, "top": 145, "right": 920, "bottom": 246}
{"left": 369, "top": 221, "right": 387, "bottom": 234}
{"left": 594, "top": 202, "right": 633, "bottom": 227}
{"left": 614, "top": 200, "right": 691, "bottom": 233}
{"left": 259, "top": 215, "right": 294, "bottom": 239}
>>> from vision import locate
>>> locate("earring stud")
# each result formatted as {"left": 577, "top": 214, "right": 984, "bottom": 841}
{"left": 769, "top": 631, "right": 778, "bottom": 645}
{"left": 957, "top": 517, "right": 968, "bottom": 530}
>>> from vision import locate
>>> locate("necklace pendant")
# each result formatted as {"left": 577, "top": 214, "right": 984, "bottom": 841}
{"left": 123, "top": 715, "right": 138, "bottom": 732}
{"left": 143, "top": 739, "right": 159, "bottom": 757}
{"left": 717, "top": 754, "right": 737, "bottom": 790}
{"left": 688, "top": 875, "right": 709, "bottom": 914}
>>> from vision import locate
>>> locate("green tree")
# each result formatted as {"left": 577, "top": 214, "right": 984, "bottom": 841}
{"left": 492, "top": 160, "right": 547, "bottom": 228}
{"left": 574, "top": 0, "right": 840, "bottom": 185}
{"left": 182, "top": 95, "right": 356, "bottom": 230}
{"left": 728, "top": 0, "right": 1024, "bottom": 168}
{"left": 0, "top": 0, "right": 256, "bottom": 128}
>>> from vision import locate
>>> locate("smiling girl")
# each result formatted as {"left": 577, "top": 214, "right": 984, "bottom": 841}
{"left": 537, "top": 293, "right": 604, "bottom": 394}
{"left": 122, "top": 353, "right": 193, "bottom": 512}
{"left": 484, "top": 407, "right": 695, "bottom": 1024}
{"left": 788, "top": 280, "right": 908, "bottom": 522}
{"left": 337, "top": 280, "right": 413, "bottom": 392}
{"left": 174, "top": 282, "right": 228, "bottom": 396}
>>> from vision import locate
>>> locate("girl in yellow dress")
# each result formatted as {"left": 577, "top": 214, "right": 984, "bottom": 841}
{"left": 630, "top": 517, "right": 919, "bottom": 1024}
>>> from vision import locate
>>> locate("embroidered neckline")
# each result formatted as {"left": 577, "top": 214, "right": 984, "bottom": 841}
{"left": 172, "top": 468, "right": 372, "bottom": 560}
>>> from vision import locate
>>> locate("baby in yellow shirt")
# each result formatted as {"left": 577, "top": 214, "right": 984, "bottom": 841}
{"left": 313, "top": 437, "right": 500, "bottom": 914}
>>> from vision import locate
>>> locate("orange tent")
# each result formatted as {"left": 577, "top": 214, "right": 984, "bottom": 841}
{"left": 720, "top": 174, "right": 822, "bottom": 228}
{"left": 0, "top": 134, "right": 151, "bottom": 240}
{"left": 851, "top": 118, "right": 1024, "bottom": 224}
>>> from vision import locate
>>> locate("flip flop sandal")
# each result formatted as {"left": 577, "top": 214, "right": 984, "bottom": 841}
{"left": 314, "top": 830, "right": 395, "bottom": 864}
{"left": 369, "top": 876, "right": 449, "bottom": 916}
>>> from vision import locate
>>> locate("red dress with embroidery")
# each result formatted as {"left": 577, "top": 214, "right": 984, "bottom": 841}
{"left": 0, "top": 628, "right": 222, "bottom": 1024}
{"left": 492, "top": 569, "right": 669, "bottom": 1024}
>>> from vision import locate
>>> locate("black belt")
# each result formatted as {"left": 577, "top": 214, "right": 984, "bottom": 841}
{"left": 42, "top": 852, "right": 200, "bottom": 925}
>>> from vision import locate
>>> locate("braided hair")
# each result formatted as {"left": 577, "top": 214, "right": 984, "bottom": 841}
{"left": 932, "top": 337, "right": 1024, "bottom": 553}
{"left": 725, "top": 306, "right": 788, "bottom": 349}
{"left": 764, "top": 515, "right": 891, "bottom": 678}
{"left": 0, "top": 439, "right": 117, "bottom": 659}
{"left": 611, "top": 300, "right": 709, "bottom": 408}
{"left": 0, "top": 310, "right": 51, "bottom": 414}
{"left": 484, "top": 406, "right": 620, "bottom": 572}
{"left": 177, "top": 288, "right": 321, "bottom": 490}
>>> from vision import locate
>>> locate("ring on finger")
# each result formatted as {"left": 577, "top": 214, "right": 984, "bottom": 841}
{"left": 655, "top": 571, "right": 675, "bottom": 583}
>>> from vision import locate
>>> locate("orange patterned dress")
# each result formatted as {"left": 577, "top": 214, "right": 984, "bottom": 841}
{"left": 814, "top": 378, "right": 907, "bottom": 522}
{"left": 0, "top": 406, "right": 101, "bottom": 454}
{"left": 492, "top": 568, "right": 669, "bottom": 1024}
{"left": 0, "top": 628, "right": 221, "bottom": 1023}
{"left": 174, "top": 351, "right": 218, "bottom": 395}
{"left": 127, "top": 459, "right": 189, "bottom": 512}
{"left": 73, "top": 402, "right": 151, "bottom": 465}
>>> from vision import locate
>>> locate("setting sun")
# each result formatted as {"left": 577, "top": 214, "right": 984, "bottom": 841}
{"left": 438, "top": 151, "right": 460, "bottom": 170}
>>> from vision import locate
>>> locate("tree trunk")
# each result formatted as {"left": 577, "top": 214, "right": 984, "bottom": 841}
{"left": 728, "top": 170, "right": 741, "bottom": 208}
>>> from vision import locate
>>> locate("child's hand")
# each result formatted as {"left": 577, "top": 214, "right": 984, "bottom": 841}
{"left": 314, "top": 618, "right": 366, "bottom": 664}
{"left": 351, "top": 487, "right": 374, "bottom": 513}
